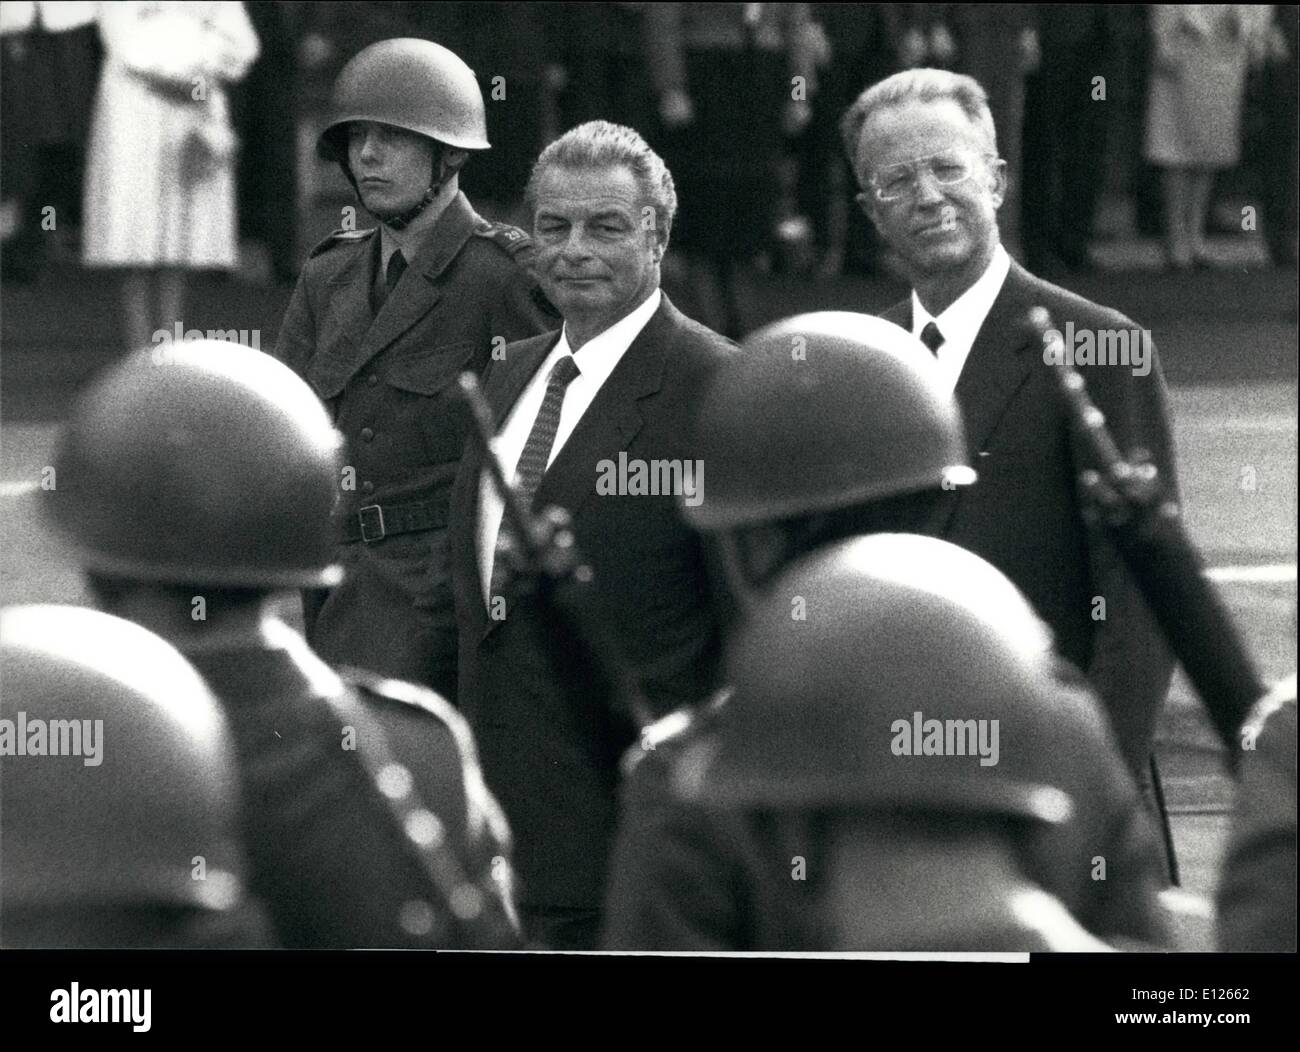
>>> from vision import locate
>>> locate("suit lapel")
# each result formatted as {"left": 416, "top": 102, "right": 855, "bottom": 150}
{"left": 952, "top": 261, "right": 1039, "bottom": 459}
{"left": 329, "top": 194, "right": 480, "bottom": 386}
{"left": 883, "top": 262, "right": 1039, "bottom": 538}
{"left": 466, "top": 331, "right": 562, "bottom": 632}
{"left": 532, "top": 296, "right": 674, "bottom": 516}
{"left": 473, "top": 296, "right": 675, "bottom": 639}
{"left": 880, "top": 299, "right": 912, "bottom": 332}
{"left": 486, "top": 333, "right": 562, "bottom": 430}
{"left": 923, "top": 262, "right": 1037, "bottom": 536}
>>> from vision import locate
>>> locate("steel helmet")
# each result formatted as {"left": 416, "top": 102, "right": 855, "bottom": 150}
{"left": 0, "top": 605, "right": 246, "bottom": 916}
{"left": 677, "top": 533, "right": 1081, "bottom": 824}
{"left": 317, "top": 37, "right": 491, "bottom": 161}
{"left": 683, "top": 312, "right": 973, "bottom": 530}
{"left": 46, "top": 340, "right": 344, "bottom": 589}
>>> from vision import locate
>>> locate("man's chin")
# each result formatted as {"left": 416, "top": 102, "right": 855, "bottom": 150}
{"left": 906, "top": 240, "right": 973, "bottom": 275}
{"left": 360, "top": 194, "right": 417, "bottom": 221}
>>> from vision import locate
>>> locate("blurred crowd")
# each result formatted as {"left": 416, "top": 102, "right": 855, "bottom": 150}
{"left": 2, "top": 2, "right": 1297, "bottom": 321}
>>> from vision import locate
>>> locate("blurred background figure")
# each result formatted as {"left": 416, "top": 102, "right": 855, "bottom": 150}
{"left": 0, "top": 1, "right": 100, "bottom": 284}
{"left": 558, "top": 3, "right": 658, "bottom": 136}
{"left": 0, "top": 605, "right": 269, "bottom": 949}
{"left": 1021, "top": 5, "right": 1112, "bottom": 274}
{"left": 231, "top": 1, "right": 299, "bottom": 285}
{"left": 455, "top": 3, "right": 568, "bottom": 224}
{"left": 795, "top": 5, "right": 896, "bottom": 277}
{"left": 81, "top": 1, "right": 260, "bottom": 350}
{"left": 1143, "top": 5, "right": 1273, "bottom": 270}
{"left": 1216, "top": 674, "right": 1297, "bottom": 952}
{"left": 643, "top": 2, "right": 819, "bottom": 337}
{"left": 1246, "top": 5, "right": 1297, "bottom": 269}
{"left": 946, "top": 4, "right": 1038, "bottom": 261}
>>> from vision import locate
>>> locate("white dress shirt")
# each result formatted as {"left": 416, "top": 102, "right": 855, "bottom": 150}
{"left": 477, "top": 288, "right": 663, "bottom": 602}
{"left": 911, "top": 243, "right": 1011, "bottom": 394}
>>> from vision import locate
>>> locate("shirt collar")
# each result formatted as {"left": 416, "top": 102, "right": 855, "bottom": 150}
{"left": 912, "top": 243, "right": 1011, "bottom": 341}
{"left": 377, "top": 190, "right": 471, "bottom": 277}
{"left": 556, "top": 288, "right": 662, "bottom": 385}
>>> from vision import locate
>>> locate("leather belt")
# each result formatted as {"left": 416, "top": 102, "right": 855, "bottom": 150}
{"left": 340, "top": 497, "right": 449, "bottom": 544}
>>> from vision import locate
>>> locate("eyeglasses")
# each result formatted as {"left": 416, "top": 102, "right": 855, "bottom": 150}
{"left": 868, "top": 150, "right": 997, "bottom": 202}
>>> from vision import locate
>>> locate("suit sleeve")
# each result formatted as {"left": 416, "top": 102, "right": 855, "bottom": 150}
{"left": 1077, "top": 331, "right": 1180, "bottom": 776}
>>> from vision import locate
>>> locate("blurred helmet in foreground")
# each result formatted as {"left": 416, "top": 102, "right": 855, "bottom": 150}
{"left": 684, "top": 312, "right": 973, "bottom": 530}
{"left": 47, "top": 340, "right": 344, "bottom": 589}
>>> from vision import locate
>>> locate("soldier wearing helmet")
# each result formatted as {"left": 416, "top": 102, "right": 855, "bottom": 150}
{"left": 681, "top": 311, "right": 974, "bottom": 607}
{"left": 1, "top": 605, "right": 269, "bottom": 948}
{"left": 275, "top": 37, "right": 556, "bottom": 700}
{"left": 44, "top": 340, "right": 519, "bottom": 949}
{"left": 601, "top": 314, "right": 1170, "bottom": 950}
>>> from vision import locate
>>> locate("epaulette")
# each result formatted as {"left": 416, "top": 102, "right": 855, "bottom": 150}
{"left": 340, "top": 666, "right": 465, "bottom": 739}
{"left": 340, "top": 668, "right": 513, "bottom": 853}
{"left": 308, "top": 226, "right": 376, "bottom": 259}
{"left": 472, "top": 219, "right": 535, "bottom": 260}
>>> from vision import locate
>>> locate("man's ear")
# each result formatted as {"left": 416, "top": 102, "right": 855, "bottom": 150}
{"left": 650, "top": 227, "right": 669, "bottom": 262}
{"left": 439, "top": 147, "right": 470, "bottom": 179}
{"left": 987, "top": 158, "right": 1008, "bottom": 210}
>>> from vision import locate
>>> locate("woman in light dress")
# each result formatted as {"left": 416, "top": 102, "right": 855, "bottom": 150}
{"left": 1143, "top": 5, "right": 1273, "bottom": 269}
{"left": 83, "top": 1, "right": 259, "bottom": 350}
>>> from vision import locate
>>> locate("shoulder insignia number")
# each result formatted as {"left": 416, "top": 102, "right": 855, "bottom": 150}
{"left": 473, "top": 220, "right": 535, "bottom": 260}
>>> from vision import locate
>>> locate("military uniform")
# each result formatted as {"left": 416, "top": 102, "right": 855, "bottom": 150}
{"left": 45, "top": 340, "right": 523, "bottom": 949}
{"left": 274, "top": 192, "right": 554, "bottom": 698}
{"left": 187, "top": 621, "right": 519, "bottom": 949}
{"left": 603, "top": 536, "right": 1173, "bottom": 952}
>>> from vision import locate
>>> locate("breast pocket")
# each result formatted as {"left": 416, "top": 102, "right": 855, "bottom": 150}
{"left": 383, "top": 340, "right": 478, "bottom": 397}
{"left": 383, "top": 340, "right": 480, "bottom": 465}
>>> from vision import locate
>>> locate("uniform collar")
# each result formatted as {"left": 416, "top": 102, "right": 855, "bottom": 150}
{"left": 378, "top": 190, "right": 477, "bottom": 282}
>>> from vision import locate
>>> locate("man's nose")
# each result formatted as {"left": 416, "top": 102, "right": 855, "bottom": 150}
{"left": 357, "top": 129, "right": 383, "bottom": 162}
{"left": 560, "top": 226, "right": 594, "bottom": 260}
{"left": 912, "top": 166, "right": 947, "bottom": 206}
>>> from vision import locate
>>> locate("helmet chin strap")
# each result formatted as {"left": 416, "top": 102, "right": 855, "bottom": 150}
{"left": 364, "top": 144, "right": 456, "bottom": 230}
{"left": 376, "top": 184, "right": 438, "bottom": 230}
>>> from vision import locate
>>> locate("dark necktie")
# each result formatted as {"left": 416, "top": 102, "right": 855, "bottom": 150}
{"left": 385, "top": 250, "right": 407, "bottom": 293}
{"left": 920, "top": 320, "right": 945, "bottom": 356}
{"left": 489, "top": 354, "right": 582, "bottom": 605}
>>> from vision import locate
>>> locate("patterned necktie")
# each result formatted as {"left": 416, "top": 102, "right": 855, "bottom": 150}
{"left": 920, "top": 320, "right": 945, "bottom": 356}
{"left": 488, "top": 354, "right": 582, "bottom": 606}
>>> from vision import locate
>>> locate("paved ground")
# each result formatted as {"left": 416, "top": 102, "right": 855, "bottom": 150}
{"left": 2, "top": 240, "right": 1295, "bottom": 940}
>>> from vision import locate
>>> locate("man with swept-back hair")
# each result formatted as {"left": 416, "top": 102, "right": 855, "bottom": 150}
{"left": 841, "top": 67, "right": 1180, "bottom": 870}
{"left": 448, "top": 120, "right": 734, "bottom": 949}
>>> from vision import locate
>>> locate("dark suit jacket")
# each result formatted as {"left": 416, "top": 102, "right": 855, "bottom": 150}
{"left": 882, "top": 259, "right": 1178, "bottom": 779}
{"left": 448, "top": 293, "right": 733, "bottom": 915}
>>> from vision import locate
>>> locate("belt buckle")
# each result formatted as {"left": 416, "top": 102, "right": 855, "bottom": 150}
{"left": 358, "top": 504, "right": 386, "bottom": 543}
